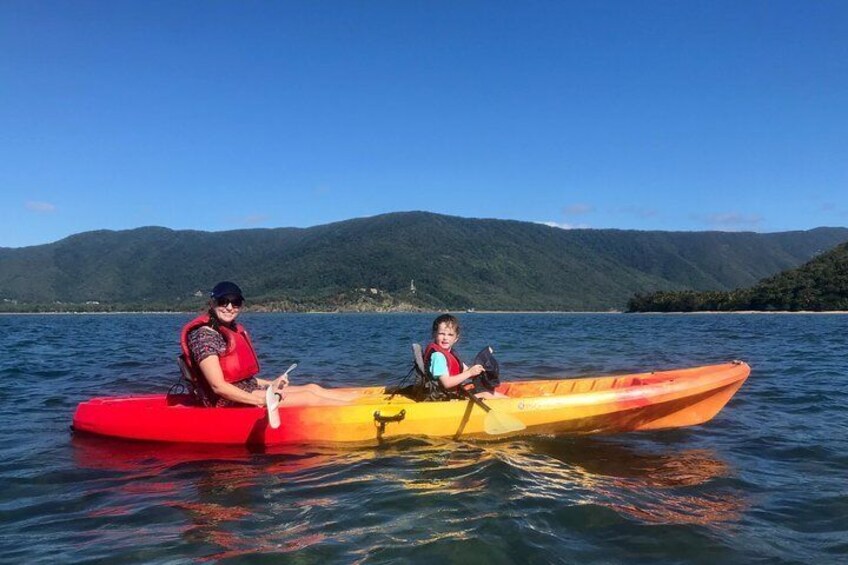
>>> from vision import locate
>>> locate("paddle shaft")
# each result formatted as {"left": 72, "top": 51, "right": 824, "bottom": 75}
{"left": 267, "top": 362, "right": 297, "bottom": 429}
{"left": 274, "top": 363, "right": 297, "bottom": 390}
{"left": 462, "top": 386, "right": 491, "bottom": 412}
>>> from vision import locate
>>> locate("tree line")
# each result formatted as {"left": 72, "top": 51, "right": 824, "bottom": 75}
{"left": 628, "top": 242, "right": 848, "bottom": 312}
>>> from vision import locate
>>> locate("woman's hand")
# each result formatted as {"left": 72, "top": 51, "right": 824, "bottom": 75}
{"left": 272, "top": 374, "right": 290, "bottom": 391}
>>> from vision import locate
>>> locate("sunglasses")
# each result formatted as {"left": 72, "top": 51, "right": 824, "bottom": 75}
{"left": 215, "top": 296, "right": 244, "bottom": 308}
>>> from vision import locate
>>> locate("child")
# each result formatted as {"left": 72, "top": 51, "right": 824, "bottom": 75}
{"left": 423, "top": 314, "right": 502, "bottom": 399}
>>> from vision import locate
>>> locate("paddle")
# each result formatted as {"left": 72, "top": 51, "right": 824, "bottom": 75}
{"left": 460, "top": 386, "right": 526, "bottom": 435}
{"left": 266, "top": 363, "right": 297, "bottom": 429}
{"left": 472, "top": 346, "right": 501, "bottom": 393}
{"left": 275, "top": 363, "right": 298, "bottom": 389}
{"left": 464, "top": 347, "right": 525, "bottom": 435}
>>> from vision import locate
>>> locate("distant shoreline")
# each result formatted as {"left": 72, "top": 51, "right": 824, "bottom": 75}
{"left": 628, "top": 310, "right": 848, "bottom": 315}
{"left": 2, "top": 309, "right": 847, "bottom": 316}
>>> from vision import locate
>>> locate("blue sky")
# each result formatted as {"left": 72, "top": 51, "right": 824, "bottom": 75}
{"left": 2, "top": 1, "right": 846, "bottom": 248}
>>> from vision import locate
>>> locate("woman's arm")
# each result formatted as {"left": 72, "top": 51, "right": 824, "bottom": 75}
{"left": 198, "top": 355, "right": 266, "bottom": 406}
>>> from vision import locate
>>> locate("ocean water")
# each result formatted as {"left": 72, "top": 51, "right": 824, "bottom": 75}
{"left": 0, "top": 312, "right": 846, "bottom": 563}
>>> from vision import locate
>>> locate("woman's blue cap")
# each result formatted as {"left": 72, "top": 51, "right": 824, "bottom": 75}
{"left": 210, "top": 281, "right": 244, "bottom": 300}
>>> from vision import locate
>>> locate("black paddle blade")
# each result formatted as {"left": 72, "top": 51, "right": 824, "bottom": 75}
{"left": 473, "top": 346, "right": 500, "bottom": 392}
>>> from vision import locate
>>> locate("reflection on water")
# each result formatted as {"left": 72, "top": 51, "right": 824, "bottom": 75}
{"left": 490, "top": 437, "right": 746, "bottom": 527}
{"left": 71, "top": 432, "right": 747, "bottom": 560}
{"left": 176, "top": 501, "right": 327, "bottom": 562}
{"left": 4, "top": 313, "right": 845, "bottom": 561}
{"left": 72, "top": 434, "right": 330, "bottom": 474}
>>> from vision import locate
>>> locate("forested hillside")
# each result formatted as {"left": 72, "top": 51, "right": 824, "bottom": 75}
{"left": 627, "top": 242, "right": 848, "bottom": 312}
{"left": 1, "top": 212, "right": 846, "bottom": 312}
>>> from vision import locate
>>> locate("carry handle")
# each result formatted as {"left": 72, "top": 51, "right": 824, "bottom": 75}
{"left": 373, "top": 409, "right": 406, "bottom": 434}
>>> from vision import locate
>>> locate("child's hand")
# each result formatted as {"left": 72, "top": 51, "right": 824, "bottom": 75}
{"left": 468, "top": 364, "right": 485, "bottom": 378}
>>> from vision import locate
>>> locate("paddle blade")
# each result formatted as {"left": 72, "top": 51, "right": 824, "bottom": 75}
{"left": 483, "top": 410, "right": 526, "bottom": 435}
{"left": 472, "top": 346, "right": 500, "bottom": 393}
{"left": 265, "top": 387, "right": 281, "bottom": 429}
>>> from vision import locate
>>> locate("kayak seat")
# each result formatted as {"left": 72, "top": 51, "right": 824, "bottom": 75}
{"left": 384, "top": 345, "right": 426, "bottom": 400}
{"left": 176, "top": 354, "right": 192, "bottom": 382}
{"left": 410, "top": 343, "right": 454, "bottom": 402}
{"left": 174, "top": 354, "right": 212, "bottom": 406}
{"left": 412, "top": 343, "right": 427, "bottom": 379}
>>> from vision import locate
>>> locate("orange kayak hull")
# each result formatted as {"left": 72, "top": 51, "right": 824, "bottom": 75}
{"left": 72, "top": 361, "right": 750, "bottom": 445}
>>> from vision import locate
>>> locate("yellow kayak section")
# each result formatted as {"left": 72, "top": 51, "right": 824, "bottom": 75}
{"left": 73, "top": 361, "right": 750, "bottom": 445}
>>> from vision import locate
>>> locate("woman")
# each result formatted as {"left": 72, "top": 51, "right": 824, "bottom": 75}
{"left": 180, "top": 281, "right": 355, "bottom": 407}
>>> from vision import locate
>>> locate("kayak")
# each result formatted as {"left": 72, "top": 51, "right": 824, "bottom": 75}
{"left": 72, "top": 361, "right": 749, "bottom": 445}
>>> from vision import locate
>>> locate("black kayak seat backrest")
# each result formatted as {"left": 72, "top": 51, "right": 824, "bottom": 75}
{"left": 412, "top": 343, "right": 427, "bottom": 378}
{"left": 176, "top": 354, "right": 198, "bottom": 395}
{"left": 176, "top": 354, "right": 193, "bottom": 382}
{"left": 175, "top": 354, "right": 213, "bottom": 406}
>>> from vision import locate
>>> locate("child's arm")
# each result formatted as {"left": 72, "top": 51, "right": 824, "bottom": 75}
{"left": 437, "top": 364, "right": 485, "bottom": 390}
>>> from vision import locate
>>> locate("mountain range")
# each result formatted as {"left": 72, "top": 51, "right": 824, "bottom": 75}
{"left": 1, "top": 211, "right": 847, "bottom": 312}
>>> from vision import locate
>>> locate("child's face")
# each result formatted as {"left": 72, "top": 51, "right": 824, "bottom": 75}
{"left": 434, "top": 322, "right": 459, "bottom": 350}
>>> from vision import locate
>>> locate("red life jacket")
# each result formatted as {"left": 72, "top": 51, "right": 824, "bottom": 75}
{"left": 180, "top": 314, "right": 260, "bottom": 384}
{"left": 423, "top": 342, "right": 462, "bottom": 377}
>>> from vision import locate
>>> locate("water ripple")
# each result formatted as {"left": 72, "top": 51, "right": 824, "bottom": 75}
{"left": 1, "top": 313, "right": 846, "bottom": 562}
